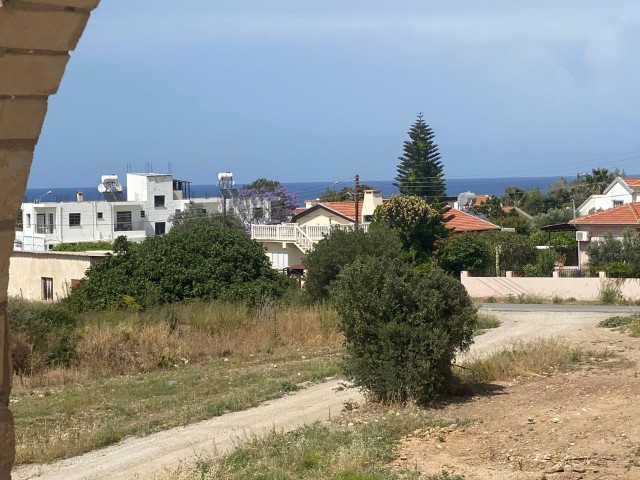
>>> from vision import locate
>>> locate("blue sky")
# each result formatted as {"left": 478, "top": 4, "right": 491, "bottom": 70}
{"left": 28, "top": 0, "right": 640, "bottom": 188}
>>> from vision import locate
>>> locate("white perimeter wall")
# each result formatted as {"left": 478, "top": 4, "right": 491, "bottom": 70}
{"left": 460, "top": 271, "right": 640, "bottom": 301}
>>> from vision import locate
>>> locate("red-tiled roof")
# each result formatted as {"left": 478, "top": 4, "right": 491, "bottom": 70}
{"left": 319, "top": 202, "right": 357, "bottom": 221}
{"left": 624, "top": 178, "right": 640, "bottom": 187}
{"left": 293, "top": 207, "right": 306, "bottom": 215}
{"left": 446, "top": 210, "right": 500, "bottom": 232}
{"left": 475, "top": 194, "right": 490, "bottom": 205}
{"left": 570, "top": 203, "right": 640, "bottom": 225}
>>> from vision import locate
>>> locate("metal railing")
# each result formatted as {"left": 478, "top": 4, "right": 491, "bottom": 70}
{"left": 114, "top": 221, "right": 145, "bottom": 232}
{"left": 35, "top": 225, "right": 55, "bottom": 234}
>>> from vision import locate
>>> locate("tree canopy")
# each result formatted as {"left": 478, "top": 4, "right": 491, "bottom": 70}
{"left": 232, "top": 178, "right": 298, "bottom": 228}
{"left": 372, "top": 194, "right": 450, "bottom": 262}
{"left": 65, "top": 226, "right": 291, "bottom": 312}
{"left": 394, "top": 113, "right": 446, "bottom": 200}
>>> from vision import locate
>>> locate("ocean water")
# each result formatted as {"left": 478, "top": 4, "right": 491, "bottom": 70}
{"left": 24, "top": 176, "right": 561, "bottom": 205}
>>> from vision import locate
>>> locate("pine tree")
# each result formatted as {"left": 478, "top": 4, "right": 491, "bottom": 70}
{"left": 394, "top": 113, "right": 446, "bottom": 200}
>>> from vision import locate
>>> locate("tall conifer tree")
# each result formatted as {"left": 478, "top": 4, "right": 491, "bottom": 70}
{"left": 394, "top": 113, "right": 446, "bottom": 200}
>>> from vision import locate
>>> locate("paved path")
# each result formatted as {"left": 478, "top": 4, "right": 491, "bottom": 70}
{"left": 12, "top": 379, "right": 363, "bottom": 480}
{"left": 478, "top": 303, "right": 640, "bottom": 313}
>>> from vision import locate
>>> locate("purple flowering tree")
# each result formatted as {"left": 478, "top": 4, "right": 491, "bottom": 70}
{"left": 231, "top": 179, "right": 299, "bottom": 228}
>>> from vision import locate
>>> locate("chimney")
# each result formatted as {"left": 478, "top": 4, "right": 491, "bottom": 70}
{"left": 76, "top": 190, "right": 84, "bottom": 202}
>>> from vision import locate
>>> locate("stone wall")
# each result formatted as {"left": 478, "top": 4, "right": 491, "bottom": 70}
{"left": 0, "top": 1, "right": 100, "bottom": 476}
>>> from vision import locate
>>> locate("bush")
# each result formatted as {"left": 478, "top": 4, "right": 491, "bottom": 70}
{"left": 436, "top": 233, "right": 489, "bottom": 275}
{"left": 605, "top": 262, "right": 635, "bottom": 278}
{"left": 523, "top": 248, "right": 557, "bottom": 277}
{"left": 7, "top": 299, "right": 77, "bottom": 370}
{"left": 331, "top": 257, "right": 477, "bottom": 404}
{"left": 65, "top": 224, "right": 292, "bottom": 312}
{"left": 304, "top": 224, "right": 404, "bottom": 303}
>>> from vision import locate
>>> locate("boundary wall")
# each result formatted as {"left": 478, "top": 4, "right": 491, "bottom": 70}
{"left": 460, "top": 271, "right": 640, "bottom": 301}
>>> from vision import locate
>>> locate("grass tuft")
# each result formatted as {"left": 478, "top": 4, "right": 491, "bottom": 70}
{"left": 455, "top": 338, "right": 605, "bottom": 384}
{"left": 474, "top": 312, "right": 501, "bottom": 336}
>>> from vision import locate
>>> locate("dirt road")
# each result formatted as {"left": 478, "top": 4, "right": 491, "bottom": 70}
{"left": 12, "top": 309, "right": 622, "bottom": 479}
{"left": 12, "top": 379, "right": 363, "bottom": 480}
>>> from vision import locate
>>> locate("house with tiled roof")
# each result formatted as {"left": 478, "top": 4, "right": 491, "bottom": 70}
{"left": 251, "top": 190, "right": 384, "bottom": 269}
{"left": 446, "top": 209, "right": 501, "bottom": 233}
{"left": 569, "top": 202, "right": 640, "bottom": 266}
{"left": 577, "top": 177, "right": 640, "bottom": 215}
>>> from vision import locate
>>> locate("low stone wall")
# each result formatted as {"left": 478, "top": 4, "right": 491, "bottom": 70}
{"left": 460, "top": 271, "right": 640, "bottom": 301}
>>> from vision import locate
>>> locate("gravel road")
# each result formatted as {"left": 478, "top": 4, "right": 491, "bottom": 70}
{"left": 12, "top": 378, "right": 363, "bottom": 480}
{"left": 13, "top": 308, "right": 616, "bottom": 480}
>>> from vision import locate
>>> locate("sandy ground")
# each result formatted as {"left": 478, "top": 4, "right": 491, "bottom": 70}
{"left": 392, "top": 311, "right": 640, "bottom": 479}
{"left": 12, "top": 309, "right": 636, "bottom": 480}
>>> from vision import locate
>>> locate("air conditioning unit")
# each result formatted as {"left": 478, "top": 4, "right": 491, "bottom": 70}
{"left": 576, "top": 231, "right": 590, "bottom": 242}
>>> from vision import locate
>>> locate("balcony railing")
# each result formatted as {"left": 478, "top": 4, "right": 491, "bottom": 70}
{"left": 251, "top": 223, "right": 370, "bottom": 243}
{"left": 35, "top": 225, "right": 55, "bottom": 234}
{"left": 114, "top": 221, "right": 145, "bottom": 232}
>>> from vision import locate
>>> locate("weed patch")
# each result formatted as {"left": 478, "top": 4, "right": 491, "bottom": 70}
{"left": 474, "top": 312, "right": 501, "bottom": 336}
{"left": 157, "top": 407, "right": 459, "bottom": 480}
{"left": 455, "top": 339, "right": 608, "bottom": 384}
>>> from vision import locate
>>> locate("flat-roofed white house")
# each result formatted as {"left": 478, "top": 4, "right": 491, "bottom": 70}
{"left": 15, "top": 173, "right": 224, "bottom": 251}
{"left": 577, "top": 177, "right": 640, "bottom": 216}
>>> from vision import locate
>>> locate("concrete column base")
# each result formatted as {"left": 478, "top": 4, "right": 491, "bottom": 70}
{"left": 0, "top": 405, "right": 14, "bottom": 480}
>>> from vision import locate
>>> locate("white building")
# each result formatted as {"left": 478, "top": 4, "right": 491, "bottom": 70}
{"left": 577, "top": 177, "right": 640, "bottom": 216}
{"left": 15, "top": 173, "right": 224, "bottom": 251}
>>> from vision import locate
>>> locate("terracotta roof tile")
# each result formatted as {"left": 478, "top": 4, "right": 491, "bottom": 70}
{"left": 624, "top": 178, "right": 640, "bottom": 187}
{"left": 569, "top": 202, "right": 640, "bottom": 225}
{"left": 319, "top": 201, "right": 357, "bottom": 221}
{"left": 475, "top": 194, "right": 490, "bottom": 205}
{"left": 446, "top": 210, "right": 500, "bottom": 232}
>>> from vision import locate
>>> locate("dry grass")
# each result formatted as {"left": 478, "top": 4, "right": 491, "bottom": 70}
{"left": 455, "top": 338, "right": 605, "bottom": 384}
{"left": 14, "top": 302, "right": 343, "bottom": 388}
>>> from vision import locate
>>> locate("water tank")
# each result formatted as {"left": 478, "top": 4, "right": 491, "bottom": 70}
{"left": 217, "top": 172, "right": 233, "bottom": 182}
{"left": 101, "top": 174, "right": 119, "bottom": 184}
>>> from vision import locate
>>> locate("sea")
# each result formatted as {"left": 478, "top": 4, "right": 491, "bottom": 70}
{"left": 24, "top": 176, "right": 562, "bottom": 205}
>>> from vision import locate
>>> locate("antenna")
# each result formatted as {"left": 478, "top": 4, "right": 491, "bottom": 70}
{"left": 168, "top": 162, "right": 172, "bottom": 174}
{"left": 126, "top": 163, "right": 132, "bottom": 173}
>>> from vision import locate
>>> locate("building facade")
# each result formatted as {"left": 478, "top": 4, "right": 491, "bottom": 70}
{"left": 15, "top": 173, "right": 224, "bottom": 251}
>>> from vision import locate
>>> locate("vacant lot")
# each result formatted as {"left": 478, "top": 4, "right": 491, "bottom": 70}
{"left": 13, "top": 310, "right": 640, "bottom": 479}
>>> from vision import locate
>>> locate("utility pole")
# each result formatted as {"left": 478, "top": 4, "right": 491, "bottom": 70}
{"left": 354, "top": 174, "right": 360, "bottom": 230}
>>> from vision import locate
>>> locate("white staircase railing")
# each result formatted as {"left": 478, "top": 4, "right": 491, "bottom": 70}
{"left": 251, "top": 223, "right": 370, "bottom": 253}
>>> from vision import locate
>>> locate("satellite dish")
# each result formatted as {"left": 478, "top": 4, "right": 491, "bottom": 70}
{"left": 98, "top": 184, "right": 107, "bottom": 193}
{"left": 457, "top": 191, "right": 477, "bottom": 208}
{"left": 115, "top": 182, "right": 123, "bottom": 192}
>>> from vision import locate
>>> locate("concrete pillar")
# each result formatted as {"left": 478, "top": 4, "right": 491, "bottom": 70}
{"left": 0, "top": 1, "right": 100, "bottom": 477}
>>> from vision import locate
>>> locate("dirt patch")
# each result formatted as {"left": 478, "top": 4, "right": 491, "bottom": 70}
{"left": 395, "top": 324, "right": 640, "bottom": 479}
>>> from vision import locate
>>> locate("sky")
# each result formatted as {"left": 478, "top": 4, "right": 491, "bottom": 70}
{"left": 27, "top": 0, "right": 640, "bottom": 188}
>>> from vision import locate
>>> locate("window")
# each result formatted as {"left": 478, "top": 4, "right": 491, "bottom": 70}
{"left": 97, "top": 212, "right": 103, "bottom": 220}
{"left": 15, "top": 210, "right": 23, "bottom": 231}
{"left": 154, "top": 195, "right": 165, "bottom": 208}
{"left": 41, "top": 277, "right": 53, "bottom": 301}
{"left": 26, "top": 213, "right": 31, "bottom": 227}
{"left": 155, "top": 222, "right": 166, "bottom": 235}
{"left": 115, "top": 211, "right": 133, "bottom": 231}
{"left": 613, "top": 200, "right": 624, "bottom": 207}
{"left": 140, "top": 210, "right": 146, "bottom": 218}
{"left": 69, "top": 213, "right": 81, "bottom": 226}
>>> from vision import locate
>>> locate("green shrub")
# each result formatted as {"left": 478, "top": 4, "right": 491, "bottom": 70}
{"left": 65, "top": 225, "right": 292, "bottom": 312}
{"left": 605, "top": 262, "right": 635, "bottom": 278}
{"left": 331, "top": 257, "right": 477, "bottom": 404}
{"left": 7, "top": 299, "right": 77, "bottom": 370}
{"left": 304, "top": 224, "right": 404, "bottom": 303}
